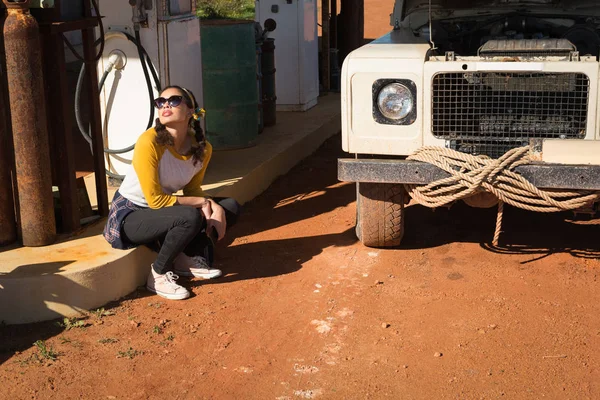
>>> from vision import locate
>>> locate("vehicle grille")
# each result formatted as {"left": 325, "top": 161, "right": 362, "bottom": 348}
{"left": 432, "top": 72, "right": 589, "bottom": 158}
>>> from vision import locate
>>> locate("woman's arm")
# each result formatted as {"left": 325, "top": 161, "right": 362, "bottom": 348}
{"left": 133, "top": 132, "right": 177, "bottom": 209}
{"left": 174, "top": 196, "right": 208, "bottom": 208}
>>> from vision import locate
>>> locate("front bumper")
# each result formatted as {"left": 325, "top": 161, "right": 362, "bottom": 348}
{"left": 338, "top": 159, "right": 600, "bottom": 191}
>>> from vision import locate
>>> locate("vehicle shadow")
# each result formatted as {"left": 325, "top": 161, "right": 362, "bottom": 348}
{"left": 401, "top": 201, "right": 600, "bottom": 261}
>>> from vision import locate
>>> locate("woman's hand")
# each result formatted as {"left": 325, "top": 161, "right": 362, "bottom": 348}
{"left": 200, "top": 200, "right": 212, "bottom": 221}
{"left": 175, "top": 196, "right": 225, "bottom": 240}
{"left": 206, "top": 200, "right": 227, "bottom": 241}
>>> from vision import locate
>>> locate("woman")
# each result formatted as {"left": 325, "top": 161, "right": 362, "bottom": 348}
{"left": 103, "top": 86, "right": 240, "bottom": 300}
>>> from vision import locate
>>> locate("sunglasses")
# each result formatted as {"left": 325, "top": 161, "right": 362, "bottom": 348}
{"left": 154, "top": 95, "right": 183, "bottom": 109}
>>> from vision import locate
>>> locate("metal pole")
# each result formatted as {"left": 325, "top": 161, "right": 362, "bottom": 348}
{"left": 41, "top": 28, "right": 80, "bottom": 233}
{"left": 2, "top": 0, "right": 56, "bottom": 246}
{"left": 0, "top": 8, "right": 17, "bottom": 246}
{"left": 321, "top": 0, "right": 331, "bottom": 92}
{"left": 339, "top": 0, "right": 363, "bottom": 62}
{"left": 83, "top": 0, "right": 108, "bottom": 217}
{"left": 330, "top": 0, "right": 337, "bottom": 49}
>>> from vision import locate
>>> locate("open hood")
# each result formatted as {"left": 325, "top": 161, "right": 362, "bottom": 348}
{"left": 394, "top": 0, "right": 599, "bottom": 22}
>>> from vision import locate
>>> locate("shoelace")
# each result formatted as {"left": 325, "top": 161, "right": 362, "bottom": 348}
{"left": 164, "top": 271, "right": 181, "bottom": 287}
{"left": 191, "top": 256, "right": 210, "bottom": 269}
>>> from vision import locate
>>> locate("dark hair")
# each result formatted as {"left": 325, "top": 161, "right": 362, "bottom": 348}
{"left": 154, "top": 85, "right": 206, "bottom": 166}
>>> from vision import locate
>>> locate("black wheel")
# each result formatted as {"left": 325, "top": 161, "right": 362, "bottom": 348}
{"left": 356, "top": 182, "right": 405, "bottom": 248}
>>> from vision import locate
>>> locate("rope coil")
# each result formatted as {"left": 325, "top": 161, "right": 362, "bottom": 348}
{"left": 404, "top": 146, "right": 599, "bottom": 246}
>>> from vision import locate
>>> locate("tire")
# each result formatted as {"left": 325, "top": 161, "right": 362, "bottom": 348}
{"left": 356, "top": 182, "right": 405, "bottom": 248}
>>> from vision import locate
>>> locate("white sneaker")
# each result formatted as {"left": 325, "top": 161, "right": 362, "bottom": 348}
{"left": 173, "top": 253, "right": 222, "bottom": 279}
{"left": 146, "top": 269, "right": 190, "bottom": 300}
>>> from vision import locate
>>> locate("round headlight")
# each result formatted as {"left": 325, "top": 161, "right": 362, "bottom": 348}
{"left": 377, "top": 83, "right": 414, "bottom": 120}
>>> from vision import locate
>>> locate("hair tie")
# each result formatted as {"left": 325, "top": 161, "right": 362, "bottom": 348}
{"left": 192, "top": 107, "right": 205, "bottom": 121}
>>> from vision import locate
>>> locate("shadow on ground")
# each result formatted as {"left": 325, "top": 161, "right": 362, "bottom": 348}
{"left": 205, "top": 134, "right": 357, "bottom": 284}
{"left": 224, "top": 134, "right": 354, "bottom": 239}
{"left": 0, "top": 266, "right": 94, "bottom": 367}
{"left": 197, "top": 227, "right": 357, "bottom": 288}
{"left": 402, "top": 201, "right": 600, "bottom": 261}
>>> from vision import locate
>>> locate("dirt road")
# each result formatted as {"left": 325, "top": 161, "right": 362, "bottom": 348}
{"left": 2, "top": 135, "right": 599, "bottom": 399}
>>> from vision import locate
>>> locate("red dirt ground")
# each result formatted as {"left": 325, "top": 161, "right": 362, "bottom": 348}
{"left": 2, "top": 134, "right": 600, "bottom": 399}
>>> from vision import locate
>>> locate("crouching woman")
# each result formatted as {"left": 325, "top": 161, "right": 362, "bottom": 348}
{"left": 103, "top": 86, "right": 240, "bottom": 300}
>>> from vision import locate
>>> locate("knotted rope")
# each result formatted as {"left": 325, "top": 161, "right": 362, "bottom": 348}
{"left": 404, "top": 146, "right": 599, "bottom": 246}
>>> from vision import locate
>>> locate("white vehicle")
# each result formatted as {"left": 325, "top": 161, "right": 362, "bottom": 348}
{"left": 339, "top": 0, "right": 600, "bottom": 247}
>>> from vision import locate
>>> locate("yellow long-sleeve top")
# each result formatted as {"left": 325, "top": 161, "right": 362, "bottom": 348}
{"left": 118, "top": 128, "right": 212, "bottom": 208}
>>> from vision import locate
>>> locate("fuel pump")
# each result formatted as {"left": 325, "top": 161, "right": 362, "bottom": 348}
{"left": 74, "top": 0, "right": 203, "bottom": 179}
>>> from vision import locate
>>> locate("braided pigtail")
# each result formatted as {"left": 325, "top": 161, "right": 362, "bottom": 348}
{"left": 154, "top": 118, "right": 174, "bottom": 146}
{"left": 189, "top": 115, "right": 206, "bottom": 166}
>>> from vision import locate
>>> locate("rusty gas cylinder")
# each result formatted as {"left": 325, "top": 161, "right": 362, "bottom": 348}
{"left": 2, "top": 0, "right": 56, "bottom": 246}
{"left": 0, "top": 8, "right": 17, "bottom": 246}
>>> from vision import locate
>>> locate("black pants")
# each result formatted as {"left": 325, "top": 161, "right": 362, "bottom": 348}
{"left": 122, "top": 198, "right": 240, "bottom": 274}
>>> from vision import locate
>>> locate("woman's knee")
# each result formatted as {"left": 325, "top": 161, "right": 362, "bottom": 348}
{"left": 176, "top": 206, "right": 204, "bottom": 231}
{"left": 217, "top": 198, "right": 241, "bottom": 226}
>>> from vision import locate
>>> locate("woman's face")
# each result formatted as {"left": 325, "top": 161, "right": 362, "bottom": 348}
{"left": 156, "top": 87, "right": 192, "bottom": 126}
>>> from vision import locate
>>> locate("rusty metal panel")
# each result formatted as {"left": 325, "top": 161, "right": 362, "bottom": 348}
{"left": 3, "top": 0, "right": 56, "bottom": 246}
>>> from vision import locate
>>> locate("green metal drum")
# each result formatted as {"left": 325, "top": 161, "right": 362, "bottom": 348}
{"left": 201, "top": 20, "right": 258, "bottom": 150}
